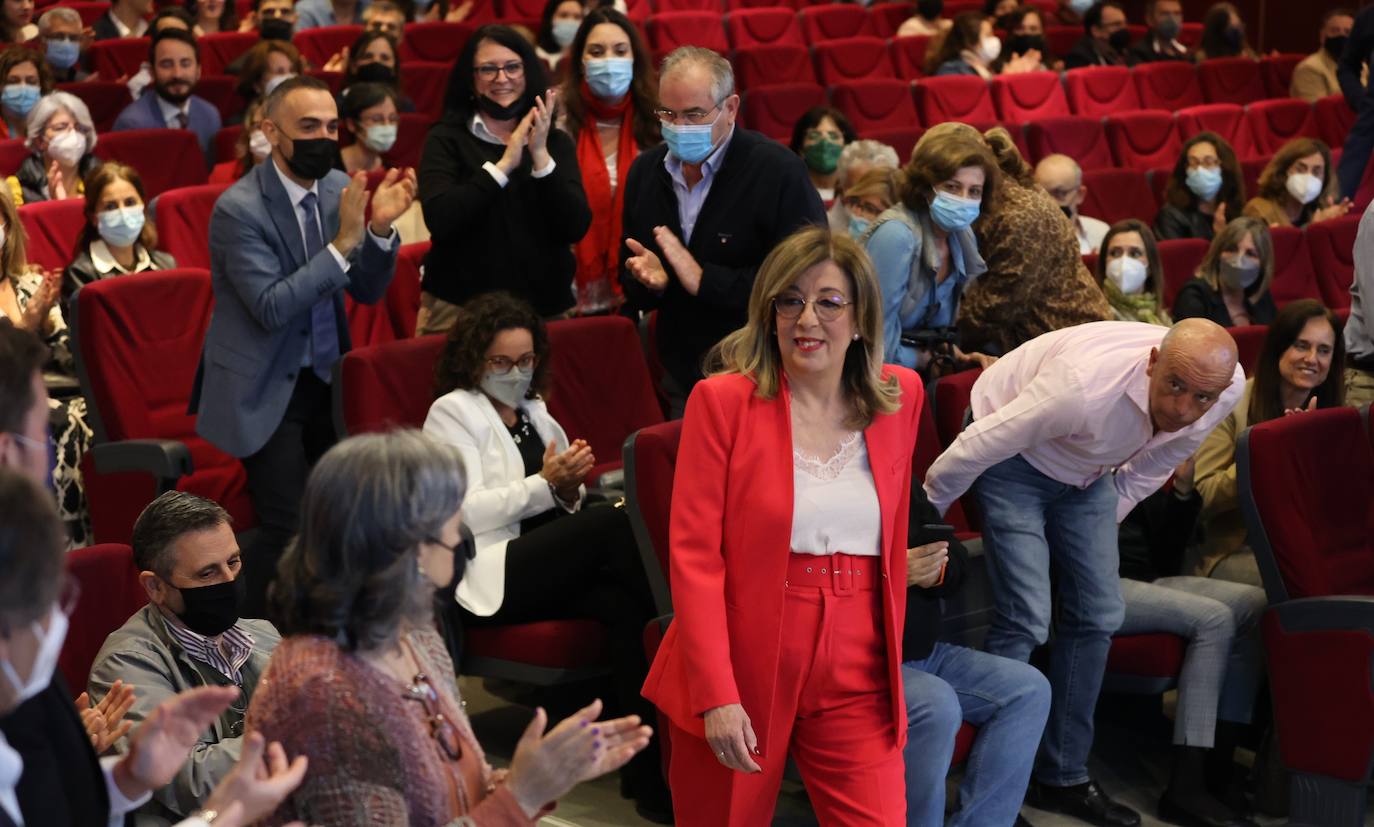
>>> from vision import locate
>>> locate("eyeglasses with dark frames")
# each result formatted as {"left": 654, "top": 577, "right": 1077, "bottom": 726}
{"left": 474, "top": 61, "right": 524, "bottom": 80}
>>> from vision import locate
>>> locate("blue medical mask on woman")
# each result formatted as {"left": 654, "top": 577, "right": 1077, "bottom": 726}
{"left": 97, "top": 206, "right": 146, "bottom": 248}
{"left": 848, "top": 215, "right": 871, "bottom": 240}
{"left": 1066, "top": 0, "right": 1093, "bottom": 14}
{"left": 662, "top": 113, "right": 722, "bottom": 165}
{"left": 362, "top": 123, "right": 397, "bottom": 153}
{"left": 552, "top": 18, "right": 580, "bottom": 49}
{"left": 46, "top": 39, "right": 80, "bottom": 71}
{"left": 585, "top": 57, "right": 633, "bottom": 101}
{"left": 2, "top": 83, "right": 39, "bottom": 116}
{"left": 1185, "top": 166, "right": 1223, "bottom": 201}
{"left": 928, "top": 191, "right": 981, "bottom": 232}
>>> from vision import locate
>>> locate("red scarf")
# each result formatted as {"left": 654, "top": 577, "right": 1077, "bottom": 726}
{"left": 574, "top": 81, "right": 639, "bottom": 301}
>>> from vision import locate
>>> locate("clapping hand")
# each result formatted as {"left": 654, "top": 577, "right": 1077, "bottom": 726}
{"left": 321, "top": 46, "right": 349, "bottom": 73}
{"left": 368, "top": 166, "right": 418, "bottom": 236}
{"left": 1211, "top": 202, "right": 1228, "bottom": 237}
{"left": 332, "top": 171, "right": 370, "bottom": 257}
{"left": 651, "top": 226, "right": 703, "bottom": 295}
{"left": 1312, "top": 195, "right": 1353, "bottom": 224}
{"left": 624, "top": 238, "right": 668, "bottom": 292}
{"left": 541, "top": 438, "right": 594, "bottom": 502}
{"left": 112, "top": 686, "right": 239, "bottom": 800}
{"left": 77, "top": 680, "right": 137, "bottom": 755}
{"left": 1283, "top": 397, "right": 1318, "bottom": 417}
{"left": 506, "top": 700, "right": 652, "bottom": 818}
{"left": 20, "top": 268, "right": 62, "bottom": 334}
{"left": 526, "top": 91, "right": 555, "bottom": 171}
{"left": 47, "top": 159, "right": 70, "bottom": 200}
{"left": 200, "top": 731, "right": 309, "bottom": 827}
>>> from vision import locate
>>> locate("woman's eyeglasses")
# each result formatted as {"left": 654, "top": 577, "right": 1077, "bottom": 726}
{"left": 485, "top": 354, "right": 537, "bottom": 375}
{"left": 773, "top": 296, "right": 852, "bottom": 322}
{"left": 473, "top": 61, "right": 524, "bottom": 80}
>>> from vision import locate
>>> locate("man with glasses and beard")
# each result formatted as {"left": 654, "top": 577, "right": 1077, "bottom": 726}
{"left": 113, "top": 28, "right": 223, "bottom": 166}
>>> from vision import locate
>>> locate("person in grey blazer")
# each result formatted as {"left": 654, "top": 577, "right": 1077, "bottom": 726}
{"left": 110, "top": 29, "right": 223, "bottom": 167}
{"left": 190, "top": 75, "right": 416, "bottom": 617}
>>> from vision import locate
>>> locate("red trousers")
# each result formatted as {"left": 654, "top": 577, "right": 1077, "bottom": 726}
{"left": 668, "top": 554, "right": 906, "bottom": 826}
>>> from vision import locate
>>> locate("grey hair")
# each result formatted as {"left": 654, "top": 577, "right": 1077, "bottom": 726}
{"left": 37, "top": 6, "right": 81, "bottom": 33}
{"left": 837, "top": 139, "right": 900, "bottom": 187}
{"left": 25, "top": 92, "right": 97, "bottom": 154}
{"left": 131, "top": 491, "right": 232, "bottom": 579}
{"left": 660, "top": 46, "right": 735, "bottom": 103}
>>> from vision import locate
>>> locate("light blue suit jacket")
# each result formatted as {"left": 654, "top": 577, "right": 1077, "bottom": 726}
{"left": 191, "top": 159, "right": 396, "bottom": 458}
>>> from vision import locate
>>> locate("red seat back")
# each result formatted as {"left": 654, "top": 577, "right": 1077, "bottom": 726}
{"left": 292, "top": 24, "right": 363, "bottom": 66}
{"left": 199, "top": 31, "right": 259, "bottom": 76}
{"left": 305, "top": 68, "right": 344, "bottom": 97}
{"left": 648, "top": 11, "right": 728, "bottom": 54}
{"left": 0, "top": 137, "right": 28, "bottom": 177}
{"left": 154, "top": 182, "right": 231, "bottom": 270}
{"left": 1175, "top": 103, "right": 1255, "bottom": 160}
{"left": 624, "top": 419, "right": 684, "bottom": 617}
{"left": 888, "top": 35, "right": 931, "bottom": 80}
{"left": 1314, "top": 94, "right": 1354, "bottom": 149}
{"left": 345, "top": 239, "right": 425, "bottom": 347}
{"left": 734, "top": 44, "right": 816, "bottom": 89}
{"left": 213, "top": 125, "right": 243, "bottom": 164}
{"left": 913, "top": 75, "right": 997, "bottom": 125}
{"left": 18, "top": 198, "right": 85, "bottom": 271}
{"left": 1105, "top": 109, "right": 1181, "bottom": 170}
{"left": 1156, "top": 237, "right": 1209, "bottom": 307}
{"left": 741, "top": 83, "right": 826, "bottom": 141}
{"left": 1245, "top": 98, "right": 1320, "bottom": 158}
{"left": 1305, "top": 213, "right": 1360, "bottom": 310}
{"left": 1063, "top": 66, "right": 1139, "bottom": 118}
{"left": 95, "top": 129, "right": 209, "bottom": 198}
{"left": 400, "top": 62, "right": 449, "bottom": 120}
{"left": 1044, "top": 25, "right": 1079, "bottom": 58}
{"left": 1133, "top": 61, "right": 1203, "bottom": 110}
{"left": 89, "top": 37, "right": 149, "bottom": 79}
{"left": 933, "top": 368, "right": 981, "bottom": 449}
{"left": 1267, "top": 225, "right": 1322, "bottom": 307}
{"left": 1025, "top": 116, "right": 1112, "bottom": 171}
{"left": 989, "top": 71, "right": 1069, "bottom": 126}
{"left": 799, "top": 4, "right": 873, "bottom": 42}
{"left": 868, "top": 2, "right": 912, "bottom": 38}
{"left": 1227, "top": 324, "right": 1266, "bottom": 376}
{"left": 381, "top": 112, "right": 433, "bottom": 169}
{"left": 912, "top": 392, "right": 970, "bottom": 533}
{"left": 828, "top": 78, "right": 916, "bottom": 133}
{"left": 1260, "top": 53, "right": 1305, "bottom": 98}
{"left": 336, "top": 334, "right": 447, "bottom": 435}
{"left": 812, "top": 36, "right": 893, "bottom": 84}
{"left": 657, "top": 0, "right": 721, "bottom": 11}
{"left": 58, "top": 80, "right": 131, "bottom": 133}
{"left": 866, "top": 127, "right": 923, "bottom": 163}
{"left": 1198, "top": 56, "right": 1266, "bottom": 105}
{"left": 399, "top": 21, "right": 475, "bottom": 63}
{"left": 58, "top": 543, "right": 147, "bottom": 699}
{"left": 726, "top": 7, "right": 804, "bottom": 49}
{"left": 195, "top": 75, "right": 241, "bottom": 123}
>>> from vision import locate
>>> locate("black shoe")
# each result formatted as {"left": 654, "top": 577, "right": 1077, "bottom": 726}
{"left": 1032, "top": 780, "right": 1141, "bottom": 827}
{"left": 1158, "top": 794, "right": 1256, "bottom": 827}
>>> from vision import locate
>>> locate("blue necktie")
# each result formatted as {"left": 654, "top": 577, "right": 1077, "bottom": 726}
{"left": 301, "top": 192, "right": 338, "bottom": 383}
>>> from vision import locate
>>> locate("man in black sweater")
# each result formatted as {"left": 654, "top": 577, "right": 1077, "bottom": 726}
{"left": 1337, "top": 4, "right": 1374, "bottom": 196}
{"left": 619, "top": 46, "right": 825, "bottom": 415}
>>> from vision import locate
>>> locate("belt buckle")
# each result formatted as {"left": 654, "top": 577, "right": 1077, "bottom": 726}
{"left": 831, "top": 554, "right": 855, "bottom": 596}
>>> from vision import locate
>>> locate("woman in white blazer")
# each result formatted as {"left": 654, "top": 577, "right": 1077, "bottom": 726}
{"left": 422, "top": 291, "right": 669, "bottom": 820}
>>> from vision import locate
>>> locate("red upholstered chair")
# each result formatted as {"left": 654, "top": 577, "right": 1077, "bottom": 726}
{"left": 58, "top": 80, "right": 132, "bottom": 133}
{"left": 1227, "top": 324, "right": 1266, "bottom": 376}
{"left": 866, "top": 127, "right": 923, "bottom": 163}
{"left": 198, "top": 31, "right": 258, "bottom": 75}
{"left": 656, "top": 0, "right": 720, "bottom": 11}
{"left": 89, "top": 37, "right": 149, "bottom": 79}
{"left": 1043, "top": 25, "right": 1079, "bottom": 58}
{"left": 18, "top": 199, "right": 85, "bottom": 271}
{"left": 1077, "top": 167, "right": 1157, "bottom": 228}
{"left": 798, "top": 4, "right": 873, "bottom": 42}
{"left": 1024, "top": 116, "right": 1113, "bottom": 171}
{"left": 212, "top": 126, "right": 241, "bottom": 164}
{"left": 1177, "top": 21, "right": 1202, "bottom": 49}
{"left": 291, "top": 24, "right": 363, "bottom": 66}
{"left": 0, "top": 137, "right": 28, "bottom": 176}
{"left": 888, "top": 35, "right": 931, "bottom": 80}
{"left": 812, "top": 36, "right": 893, "bottom": 84}
{"left": 648, "top": 12, "right": 728, "bottom": 54}
{"left": 913, "top": 75, "right": 997, "bottom": 126}
{"left": 1260, "top": 53, "right": 1305, "bottom": 99}
{"left": 828, "top": 78, "right": 917, "bottom": 134}
{"left": 399, "top": 21, "right": 475, "bottom": 63}
{"left": 400, "top": 62, "right": 449, "bottom": 120}
{"left": 1236, "top": 407, "right": 1374, "bottom": 825}
{"left": 930, "top": 368, "right": 983, "bottom": 531}
{"left": 988, "top": 71, "right": 1069, "bottom": 126}
{"left": 1306, "top": 213, "right": 1360, "bottom": 310}
{"left": 725, "top": 0, "right": 788, "bottom": 10}
{"left": 499, "top": 0, "right": 545, "bottom": 20}
{"left": 304, "top": 68, "right": 343, "bottom": 96}
{"left": 733, "top": 44, "right": 816, "bottom": 89}
{"left": 70, "top": 269, "right": 257, "bottom": 544}
{"left": 154, "top": 182, "right": 232, "bottom": 270}
{"left": 380, "top": 112, "right": 433, "bottom": 169}
{"left": 1133, "top": 61, "right": 1203, "bottom": 111}
{"left": 912, "top": 390, "right": 972, "bottom": 536}
{"left": 1267, "top": 225, "right": 1323, "bottom": 307}
{"left": 725, "top": 7, "right": 804, "bottom": 48}
{"left": 1103, "top": 634, "right": 1185, "bottom": 695}
{"left": 1175, "top": 103, "right": 1256, "bottom": 160}
{"left": 1314, "top": 94, "right": 1355, "bottom": 149}
{"left": 1245, "top": 98, "right": 1320, "bottom": 158}
{"left": 868, "top": 2, "right": 912, "bottom": 38}
{"left": 195, "top": 75, "right": 241, "bottom": 123}
{"left": 344, "top": 240, "right": 425, "bottom": 347}
{"left": 1197, "top": 56, "right": 1266, "bottom": 105}
{"left": 1156, "top": 238, "right": 1209, "bottom": 307}
{"left": 623, "top": 419, "right": 684, "bottom": 619}
{"left": 741, "top": 83, "right": 826, "bottom": 141}
{"left": 1105, "top": 110, "right": 1181, "bottom": 170}
{"left": 95, "top": 129, "right": 209, "bottom": 198}
{"left": 1063, "top": 65, "right": 1140, "bottom": 117}
{"left": 58, "top": 544, "right": 148, "bottom": 700}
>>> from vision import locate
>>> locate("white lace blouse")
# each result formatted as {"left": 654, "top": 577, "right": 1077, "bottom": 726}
{"left": 790, "top": 431, "right": 882, "bottom": 557}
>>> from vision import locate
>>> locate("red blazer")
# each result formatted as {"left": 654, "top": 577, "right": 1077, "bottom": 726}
{"left": 642, "top": 367, "right": 924, "bottom": 755}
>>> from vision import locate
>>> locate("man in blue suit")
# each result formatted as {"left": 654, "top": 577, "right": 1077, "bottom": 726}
{"left": 190, "top": 75, "right": 417, "bottom": 616}
{"left": 111, "top": 28, "right": 223, "bottom": 167}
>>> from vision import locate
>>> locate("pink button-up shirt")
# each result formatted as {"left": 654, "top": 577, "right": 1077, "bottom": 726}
{"left": 924, "top": 321, "right": 1245, "bottom": 522}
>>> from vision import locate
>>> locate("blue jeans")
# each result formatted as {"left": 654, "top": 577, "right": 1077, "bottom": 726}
{"left": 973, "top": 454, "right": 1124, "bottom": 787}
{"left": 903, "top": 642, "right": 1051, "bottom": 827}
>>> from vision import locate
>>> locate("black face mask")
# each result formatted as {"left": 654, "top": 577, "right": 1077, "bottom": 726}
{"left": 283, "top": 134, "right": 338, "bottom": 180}
{"left": 1324, "top": 35, "right": 1348, "bottom": 60}
{"left": 1223, "top": 26, "right": 1244, "bottom": 51}
{"left": 174, "top": 578, "right": 243, "bottom": 637}
{"left": 1006, "top": 33, "right": 1047, "bottom": 57}
{"left": 475, "top": 94, "right": 529, "bottom": 121}
{"left": 354, "top": 61, "right": 395, "bottom": 84}
{"left": 259, "top": 17, "right": 292, "bottom": 41}
{"left": 916, "top": 0, "right": 942, "bottom": 18}
{"left": 1108, "top": 28, "right": 1132, "bottom": 52}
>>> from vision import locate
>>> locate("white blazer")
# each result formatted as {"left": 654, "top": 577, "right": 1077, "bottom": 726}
{"left": 423, "top": 388, "right": 583, "bottom": 616}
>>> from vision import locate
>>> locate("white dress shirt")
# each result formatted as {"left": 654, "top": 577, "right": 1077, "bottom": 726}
{"left": 468, "top": 112, "right": 556, "bottom": 187}
{"left": 156, "top": 95, "right": 192, "bottom": 129}
{"left": 0, "top": 732, "right": 21, "bottom": 826}
{"left": 1076, "top": 214, "right": 1110, "bottom": 256}
{"left": 790, "top": 433, "right": 882, "bottom": 557}
{"left": 924, "top": 320, "right": 1245, "bottom": 522}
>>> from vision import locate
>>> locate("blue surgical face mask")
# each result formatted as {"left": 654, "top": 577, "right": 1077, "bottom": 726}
{"left": 928, "top": 190, "right": 981, "bottom": 232}
{"left": 362, "top": 123, "right": 397, "bottom": 153}
{"left": 45, "top": 39, "right": 80, "bottom": 71}
{"left": 98, "top": 205, "right": 146, "bottom": 248}
{"left": 1185, "top": 166, "right": 1223, "bottom": 201}
{"left": 662, "top": 108, "right": 723, "bottom": 165}
{"left": 848, "top": 214, "right": 871, "bottom": 240}
{"left": 1067, "top": 0, "right": 1093, "bottom": 14}
{"left": 585, "top": 57, "right": 633, "bottom": 101}
{"left": 2, "top": 83, "right": 39, "bottom": 116}
{"left": 552, "top": 18, "right": 580, "bottom": 49}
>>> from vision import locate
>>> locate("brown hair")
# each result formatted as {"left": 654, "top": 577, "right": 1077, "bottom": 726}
{"left": 1247, "top": 299, "right": 1344, "bottom": 424}
{"left": 79, "top": 161, "right": 158, "bottom": 253}
{"left": 237, "top": 39, "right": 305, "bottom": 101}
{"left": 433, "top": 292, "right": 552, "bottom": 400}
{"left": 1165, "top": 131, "right": 1245, "bottom": 216}
{"left": 898, "top": 128, "right": 1000, "bottom": 216}
{"left": 1254, "top": 138, "right": 1335, "bottom": 225}
{"left": 844, "top": 166, "right": 901, "bottom": 210}
{"left": 926, "top": 11, "right": 985, "bottom": 75}
{"left": 0, "top": 46, "right": 53, "bottom": 97}
{"left": 0, "top": 186, "right": 30, "bottom": 281}
{"left": 1196, "top": 215, "right": 1273, "bottom": 299}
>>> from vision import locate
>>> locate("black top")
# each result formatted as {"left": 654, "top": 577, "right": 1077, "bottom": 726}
{"left": 1154, "top": 203, "right": 1217, "bottom": 242}
{"left": 902, "top": 484, "right": 970, "bottom": 663}
{"left": 1063, "top": 36, "right": 1126, "bottom": 70}
{"left": 63, "top": 245, "right": 178, "bottom": 306}
{"left": 14, "top": 152, "right": 101, "bottom": 206}
{"left": 1172, "top": 277, "right": 1278, "bottom": 327}
{"left": 1338, "top": 4, "right": 1374, "bottom": 107}
{"left": 0, "top": 674, "right": 112, "bottom": 826}
{"left": 1118, "top": 487, "right": 1202, "bottom": 582}
{"left": 619, "top": 128, "right": 826, "bottom": 389}
{"left": 418, "top": 112, "right": 591, "bottom": 317}
{"left": 508, "top": 409, "right": 559, "bottom": 535}
{"left": 1126, "top": 36, "right": 1191, "bottom": 66}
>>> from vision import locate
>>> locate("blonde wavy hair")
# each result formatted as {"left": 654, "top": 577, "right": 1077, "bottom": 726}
{"left": 705, "top": 226, "right": 901, "bottom": 430}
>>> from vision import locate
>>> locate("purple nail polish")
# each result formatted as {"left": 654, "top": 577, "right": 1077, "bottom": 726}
{"left": 591, "top": 727, "right": 600, "bottom": 736}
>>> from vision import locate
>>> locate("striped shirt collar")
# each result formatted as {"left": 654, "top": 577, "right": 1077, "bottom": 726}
{"left": 160, "top": 610, "right": 255, "bottom": 684}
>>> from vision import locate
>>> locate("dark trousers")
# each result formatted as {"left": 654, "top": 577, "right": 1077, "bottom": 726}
{"left": 239, "top": 371, "right": 336, "bottom": 619}
{"left": 1339, "top": 92, "right": 1374, "bottom": 198}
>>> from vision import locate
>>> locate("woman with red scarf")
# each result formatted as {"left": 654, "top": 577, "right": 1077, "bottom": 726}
{"left": 559, "top": 8, "right": 660, "bottom": 315}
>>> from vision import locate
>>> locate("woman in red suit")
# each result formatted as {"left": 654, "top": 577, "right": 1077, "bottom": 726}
{"left": 642, "top": 225, "right": 925, "bottom": 825}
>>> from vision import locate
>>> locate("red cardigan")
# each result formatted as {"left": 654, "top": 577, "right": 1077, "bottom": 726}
{"left": 641, "top": 368, "right": 924, "bottom": 755}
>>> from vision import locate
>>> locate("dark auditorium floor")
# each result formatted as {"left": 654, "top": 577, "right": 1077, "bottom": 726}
{"left": 464, "top": 678, "right": 1322, "bottom": 826}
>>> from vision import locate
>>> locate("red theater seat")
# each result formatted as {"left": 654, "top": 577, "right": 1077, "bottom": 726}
{"left": 813, "top": 36, "right": 893, "bottom": 84}
{"left": 305, "top": 68, "right": 343, "bottom": 97}
{"left": 828, "top": 78, "right": 915, "bottom": 133}
{"left": 89, "top": 37, "right": 149, "bottom": 79}
{"left": 499, "top": 0, "right": 545, "bottom": 20}
{"left": 400, "top": 62, "right": 449, "bottom": 120}
{"left": 399, "top": 21, "right": 475, "bottom": 63}
{"left": 648, "top": 12, "right": 728, "bottom": 54}
{"left": 734, "top": 44, "right": 816, "bottom": 89}
{"left": 624, "top": 419, "right": 684, "bottom": 617}
{"left": 1064, "top": 66, "right": 1140, "bottom": 117}
{"left": 865, "top": 127, "right": 923, "bottom": 163}
{"left": 889, "top": 35, "right": 931, "bottom": 80}
{"left": 741, "top": 83, "right": 826, "bottom": 141}
{"left": 931, "top": 368, "right": 983, "bottom": 531}
{"left": 195, "top": 75, "right": 241, "bottom": 123}
{"left": 1103, "top": 634, "right": 1184, "bottom": 695}
{"left": 0, "top": 137, "right": 27, "bottom": 176}
{"left": 1043, "top": 25, "right": 1079, "bottom": 58}
{"left": 1314, "top": 94, "right": 1355, "bottom": 148}
{"left": 1156, "top": 238, "right": 1209, "bottom": 307}
{"left": 1024, "top": 116, "right": 1112, "bottom": 171}
{"left": 1175, "top": 103, "right": 1255, "bottom": 160}
{"left": 154, "top": 182, "right": 231, "bottom": 270}
{"left": 1305, "top": 213, "right": 1359, "bottom": 310}
{"left": 656, "top": 0, "right": 721, "bottom": 11}
{"left": 1105, "top": 110, "right": 1181, "bottom": 171}
{"left": 1266, "top": 225, "right": 1322, "bottom": 307}
{"left": 913, "top": 75, "right": 996, "bottom": 126}
{"left": 912, "top": 390, "right": 972, "bottom": 534}
{"left": 96, "top": 129, "right": 208, "bottom": 198}
{"left": 212, "top": 126, "right": 241, "bottom": 164}
{"left": 868, "top": 2, "right": 912, "bottom": 38}
{"left": 344, "top": 240, "right": 425, "bottom": 347}
{"left": 1133, "top": 61, "right": 1203, "bottom": 111}
{"left": 292, "top": 25, "right": 363, "bottom": 66}
{"left": 198, "top": 31, "right": 258, "bottom": 76}
{"left": 989, "top": 71, "right": 1069, "bottom": 125}
{"left": 799, "top": 4, "right": 873, "bottom": 42}
{"left": 1260, "top": 53, "right": 1305, "bottom": 99}
{"left": 18, "top": 199, "right": 85, "bottom": 271}
{"left": 380, "top": 112, "right": 432, "bottom": 169}
{"left": 1198, "top": 56, "right": 1266, "bottom": 105}
{"left": 1226, "top": 324, "right": 1266, "bottom": 376}
{"left": 58, "top": 544, "right": 147, "bottom": 700}
{"left": 725, "top": 7, "right": 803, "bottom": 48}
{"left": 58, "top": 81, "right": 131, "bottom": 133}
{"left": 1245, "top": 99, "right": 1320, "bottom": 158}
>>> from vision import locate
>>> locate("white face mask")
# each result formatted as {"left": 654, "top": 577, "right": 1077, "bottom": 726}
{"left": 1, "top": 606, "right": 67, "bottom": 706}
{"left": 978, "top": 35, "right": 1002, "bottom": 63}
{"left": 481, "top": 367, "right": 534, "bottom": 409}
{"left": 1285, "top": 172, "right": 1323, "bottom": 205}
{"left": 46, "top": 129, "right": 85, "bottom": 165}
{"left": 249, "top": 128, "right": 271, "bottom": 162}
{"left": 1106, "top": 255, "right": 1148, "bottom": 295}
